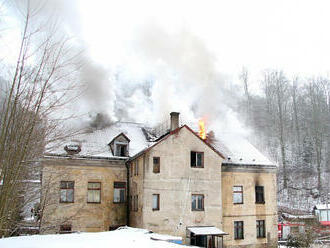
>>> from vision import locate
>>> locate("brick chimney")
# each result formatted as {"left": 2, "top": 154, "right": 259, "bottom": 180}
{"left": 170, "top": 112, "right": 180, "bottom": 131}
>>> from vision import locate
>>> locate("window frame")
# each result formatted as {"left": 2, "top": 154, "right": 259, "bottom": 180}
{"left": 153, "top": 157, "right": 160, "bottom": 173}
{"left": 152, "top": 194, "right": 160, "bottom": 211}
{"left": 134, "top": 160, "right": 139, "bottom": 176}
{"left": 233, "top": 186, "right": 243, "bottom": 204}
{"left": 59, "top": 181, "right": 74, "bottom": 203}
{"left": 113, "top": 182, "right": 126, "bottom": 203}
{"left": 256, "top": 220, "right": 266, "bottom": 238}
{"left": 190, "top": 151, "right": 204, "bottom": 168}
{"left": 59, "top": 224, "right": 72, "bottom": 234}
{"left": 255, "top": 186, "right": 265, "bottom": 204}
{"left": 191, "top": 194, "right": 204, "bottom": 211}
{"left": 87, "top": 182, "right": 101, "bottom": 204}
{"left": 234, "top": 221, "right": 244, "bottom": 240}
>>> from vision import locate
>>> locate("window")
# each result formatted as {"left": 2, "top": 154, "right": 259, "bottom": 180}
{"left": 134, "top": 161, "right": 139, "bottom": 176}
{"left": 130, "top": 163, "right": 133, "bottom": 177}
{"left": 115, "top": 143, "right": 127, "bottom": 156}
{"left": 256, "top": 220, "right": 265, "bottom": 238}
{"left": 59, "top": 225, "right": 72, "bottom": 234}
{"left": 133, "top": 195, "right": 138, "bottom": 211}
{"left": 87, "top": 182, "right": 101, "bottom": 203}
{"left": 234, "top": 221, "right": 244, "bottom": 239}
{"left": 129, "top": 195, "right": 132, "bottom": 211}
{"left": 60, "top": 181, "right": 74, "bottom": 203}
{"left": 153, "top": 157, "right": 160, "bottom": 173}
{"left": 191, "top": 194, "right": 204, "bottom": 211}
{"left": 233, "top": 186, "right": 243, "bottom": 204}
{"left": 114, "top": 182, "right": 126, "bottom": 203}
{"left": 152, "top": 194, "right": 160, "bottom": 210}
{"left": 255, "top": 186, "right": 265, "bottom": 203}
{"left": 191, "top": 151, "right": 204, "bottom": 167}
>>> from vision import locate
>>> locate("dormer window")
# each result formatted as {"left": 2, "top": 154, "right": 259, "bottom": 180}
{"left": 115, "top": 143, "right": 128, "bottom": 157}
{"left": 108, "top": 133, "right": 130, "bottom": 157}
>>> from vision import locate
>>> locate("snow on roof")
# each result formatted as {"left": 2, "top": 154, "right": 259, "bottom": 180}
{"left": 314, "top": 204, "right": 330, "bottom": 210}
{"left": 0, "top": 227, "right": 186, "bottom": 248}
{"left": 213, "top": 132, "right": 275, "bottom": 166}
{"left": 47, "top": 122, "right": 151, "bottom": 158}
{"left": 187, "top": 226, "right": 227, "bottom": 236}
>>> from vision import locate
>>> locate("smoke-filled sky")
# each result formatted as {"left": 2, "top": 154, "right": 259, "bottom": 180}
{"left": 2, "top": 0, "right": 330, "bottom": 135}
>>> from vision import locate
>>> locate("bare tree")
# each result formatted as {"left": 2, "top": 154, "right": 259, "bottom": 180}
{"left": 0, "top": 1, "right": 81, "bottom": 236}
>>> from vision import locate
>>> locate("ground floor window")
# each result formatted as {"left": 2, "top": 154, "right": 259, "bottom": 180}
{"left": 59, "top": 224, "right": 72, "bottom": 234}
{"left": 234, "top": 221, "right": 244, "bottom": 239}
{"left": 256, "top": 220, "right": 265, "bottom": 238}
{"left": 113, "top": 182, "right": 126, "bottom": 203}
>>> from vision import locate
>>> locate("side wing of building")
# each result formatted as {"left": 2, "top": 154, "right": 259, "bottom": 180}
{"left": 221, "top": 163, "right": 278, "bottom": 247}
{"left": 40, "top": 156, "right": 127, "bottom": 233}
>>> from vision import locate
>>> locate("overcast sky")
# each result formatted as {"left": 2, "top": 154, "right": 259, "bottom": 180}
{"left": 2, "top": 0, "right": 330, "bottom": 133}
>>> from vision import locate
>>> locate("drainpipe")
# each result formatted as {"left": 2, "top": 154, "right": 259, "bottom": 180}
{"left": 125, "top": 161, "right": 130, "bottom": 226}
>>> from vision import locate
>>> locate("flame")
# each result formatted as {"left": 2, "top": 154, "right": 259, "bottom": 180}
{"left": 198, "top": 119, "right": 206, "bottom": 140}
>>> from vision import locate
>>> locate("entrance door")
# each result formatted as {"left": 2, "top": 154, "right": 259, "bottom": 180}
{"left": 191, "top": 234, "right": 207, "bottom": 247}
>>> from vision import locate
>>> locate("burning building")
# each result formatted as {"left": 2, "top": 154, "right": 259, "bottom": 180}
{"left": 40, "top": 112, "right": 278, "bottom": 248}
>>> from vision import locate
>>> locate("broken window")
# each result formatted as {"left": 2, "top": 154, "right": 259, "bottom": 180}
{"left": 153, "top": 157, "right": 160, "bottom": 173}
{"left": 114, "top": 182, "right": 126, "bottom": 203}
{"left": 59, "top": 224, "right": 72, "bottom": 234}
{"left": 87, "top": 182, "right": 101, "bottom": 203}
{"left": 191, "top": 194, "right": 204, "bottom": 211}
{"left": 60, "top": 181, "right": 74, "bottom": 203}
{"left": 115, "top": 144, "right": 127, "bottom": 157}
{"left": 255, "top": 186, "right": 265, "bottom": 204}
{"left": 233, "top": 186, "right": 243, "bottom": 204}
{"left": 234, "top": 221, "right": 244, "bottom": 239}
{"left": 256, "top": 220, "right": 265, "bottom": 238}
{"left": 152, "top": 194, "right": 160, "bottom": 210}
{"left": 191, "top": 151, "right": 204, "bottom": 168}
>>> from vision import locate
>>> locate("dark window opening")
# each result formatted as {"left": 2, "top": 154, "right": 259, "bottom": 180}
{"left": 234, "top": 221, "right": 244, "bottom": 239}
{"left": 153, "top": 157, "right": 160, "bottom": 173}
{"left": 115, "top": 144, "right": 127, "bottom": 157}
{"left": 191, "top": 151, "right": 204, "bottom": 167}
{"left": 190, "top": 233, "right": 207, "bottom": 247}
{"left": 60, "top": 181, "right": 74, "bottom": 203}
{"left": 256, "top": 220, "right": 265, "bottom": 238}
{"left": 255, "top": 186, "right": 265, "bottom": 204}
{"left": 59, "top": 225, "right": 72, "bottom": 234}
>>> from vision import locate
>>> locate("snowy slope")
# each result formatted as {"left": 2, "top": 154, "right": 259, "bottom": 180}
{"left": 0, "top": 227, "right": 184, "bottom": 248}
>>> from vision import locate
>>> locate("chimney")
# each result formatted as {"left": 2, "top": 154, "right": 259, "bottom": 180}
{"left": 170, "top": 112, "right": 180, "bottom": 131}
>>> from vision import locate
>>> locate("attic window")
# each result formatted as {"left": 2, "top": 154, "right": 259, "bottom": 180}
{"left": 115, "top": 144, "right": 127, "bottom": 157}
{"left": 191, "top": 151, "right": 204, "bottom": 168}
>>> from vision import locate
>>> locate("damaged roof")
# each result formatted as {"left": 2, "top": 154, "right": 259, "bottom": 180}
{"left": 46, "top": 121, "right": 275, "bottom": 167}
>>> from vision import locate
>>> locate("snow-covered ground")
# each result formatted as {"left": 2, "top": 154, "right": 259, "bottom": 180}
{"left": 0, "top": 227, "right": 185, "bottom": 248}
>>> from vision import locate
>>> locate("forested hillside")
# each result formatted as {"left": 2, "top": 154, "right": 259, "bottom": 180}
{"left": 237, "top": 69, "right": 330, "bottom": 212}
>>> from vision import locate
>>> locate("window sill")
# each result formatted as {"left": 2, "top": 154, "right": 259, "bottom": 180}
{"left": 256, "top": 202, "right": 265, "bottom": 204}
{"left": 113, "top": 202, "right": 126, "bottom": 204}
{"left": 59, "top": 201, "right": 74, "bottom": 204}
{"left": 257, "top": 236, "right": 266, "bottom": 239}
{"left": 152, "top": 209, "right": 160, "bottom": 211}
{"left": 191, "top": 166, "right": 204, "bottom": 169}
{"left": 234, "top": 238, "right": 244, "bottom": 240}
{"left": 192, "top": 209, "right": 204, "bottom": 211}
{"left": 234, "top": 203, "right": 243, "bottom": 205}
{"left": 87, "top": 202, "right": 101, "bottom": 204}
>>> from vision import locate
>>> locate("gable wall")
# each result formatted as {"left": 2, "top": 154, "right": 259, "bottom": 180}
{"left": 130, "top": 127, "right": 223, "bottom": 240}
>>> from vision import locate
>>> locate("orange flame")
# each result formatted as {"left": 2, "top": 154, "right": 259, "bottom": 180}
{"left": 199, "top": 119, "right": 206, "bottom": 140}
